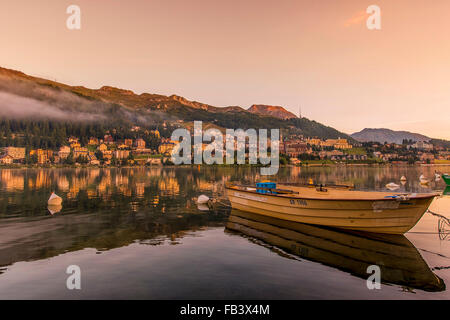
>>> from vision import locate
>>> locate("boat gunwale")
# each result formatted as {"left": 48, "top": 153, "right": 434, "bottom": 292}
{"left": 226, "top": 185, "right": 438, "bottom": 202}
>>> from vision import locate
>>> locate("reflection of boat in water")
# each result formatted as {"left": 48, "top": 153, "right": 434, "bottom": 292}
{"left": 226, "top": 210, "right": 445, "bottom": 292}
{"left": 226, "top": 183, "right": 437, "bottom": 234}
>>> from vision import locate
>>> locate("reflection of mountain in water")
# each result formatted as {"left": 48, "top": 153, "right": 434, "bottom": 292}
{"left": 0, "top": 167, "right": 241, "bottom": 273}
{"left": 0, "top": 206, "right": 229, "bottom": 271}
{"left": 226, "top": 210, "right": 445, "bottom": 292}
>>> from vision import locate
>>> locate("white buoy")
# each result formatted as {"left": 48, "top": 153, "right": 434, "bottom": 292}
{"left": 197, "top": 195, "right": 210, "bottom": 204}
{"left": 48, "top": 192, "right": 63, "bottom": 206}
{"left": 419, "top": 174, "right": 429, "bottom": 185}
{"left": 197, "top": 204, "right": 210, "bottom": 211}
{"left": 400, "top": 176, "right": 407, "bottom": 182}
{"left": 435, "top": 174, "right": 441, "bottom": 181}
{"left": 386, "top": 183, "right": 400, "bottom": 190}
{"left": 47, "top": 205, "right": 62, "bottom": 215}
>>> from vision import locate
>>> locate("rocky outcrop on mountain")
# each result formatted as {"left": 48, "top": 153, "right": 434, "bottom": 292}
{"left": 248, "top": 104, "right": 297, "bottom": 120}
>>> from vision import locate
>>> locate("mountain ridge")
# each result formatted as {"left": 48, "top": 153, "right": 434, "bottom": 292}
{"left": 0, "top": 66, "right": 352, "bottom": 140}
{"left": 0, "top": 67, "right": 297, "bottom": 118}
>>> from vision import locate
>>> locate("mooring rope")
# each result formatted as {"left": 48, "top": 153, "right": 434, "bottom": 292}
{"left": 427, "top": 209, "right": 450, "bottom": 223}
{"left": 425, "top": 209, "right": 450, "bottom": 239}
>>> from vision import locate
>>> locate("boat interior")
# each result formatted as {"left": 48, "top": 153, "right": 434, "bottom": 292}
{"left": 227, "top": 183, "right": 437, "bottom": 201}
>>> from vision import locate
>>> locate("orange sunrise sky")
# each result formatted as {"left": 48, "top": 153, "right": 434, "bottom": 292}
{"left": 0, "top": 0, "right": 449, "bottom": 139}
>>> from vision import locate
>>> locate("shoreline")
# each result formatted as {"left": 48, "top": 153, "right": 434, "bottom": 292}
{"left": 1, "top": 163, "right": 449, "bottom": 170}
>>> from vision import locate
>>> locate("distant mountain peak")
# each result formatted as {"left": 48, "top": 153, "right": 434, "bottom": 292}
{"left": 351, "top": 128, "right": 431, "bottom": 144}
{"left": 248, "top": 104, "right": 297, "bottom": 120}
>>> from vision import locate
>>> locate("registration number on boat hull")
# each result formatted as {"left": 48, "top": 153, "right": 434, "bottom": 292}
{"left": 290, "top": 199, "right": 308, "bottom": 206}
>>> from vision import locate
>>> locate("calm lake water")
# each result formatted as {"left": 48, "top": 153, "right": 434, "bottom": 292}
{"left": 0, "top": 166, "right": 449, "bottom": 299}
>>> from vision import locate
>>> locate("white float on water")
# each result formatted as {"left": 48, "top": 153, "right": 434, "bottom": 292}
{"left": 48, "top": 205, "right": 63, "bottom": 215}
{"left": 386, "top": 182, "right": 400, "bottom": 190}
{"left": 420, "top": 176, "right": 430, "bottom": 185}
{"left": 48, "top": 192, "right": 63, "bottom": 206}
{"left": 197, "top": 195, "right": 210, "bottom": 204}
{"left": 400, "top": 176, "right": 407, "bottom": 182}
{"left": 197, "top": 204, "right": 210, "bottom": 211}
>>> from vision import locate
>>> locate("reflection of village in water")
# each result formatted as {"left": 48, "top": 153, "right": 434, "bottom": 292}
{"left": 0, "top": 167, "right": 232, "bottom": 268}
{"left": 1, "top": 165, "right": 447, "bottom": 196}
{"left": 0, "top": 166, "right": 449, "bottom": 297}
{"left": 0, "top": 167, "right": 228, "bottom": 214}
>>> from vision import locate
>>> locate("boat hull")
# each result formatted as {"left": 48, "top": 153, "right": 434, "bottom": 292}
{"left": 443, "top": 174, "right": 450, "bottom": 186}
{"left": 226, "top": 187, "right": 435, "bottom": 234}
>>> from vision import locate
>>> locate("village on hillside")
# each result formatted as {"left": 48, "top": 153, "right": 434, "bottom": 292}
{"left": 0, "top": 127, "right": 176, "bottom": 166}
{"left": 0, "top": 127, "right": 449, "bottom": 167}
{"left": 282, "top": 137, "right": 450, "bottom": 165}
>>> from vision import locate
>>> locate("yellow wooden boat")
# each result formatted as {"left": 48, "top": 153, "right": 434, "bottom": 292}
{"left": 226, "top": 183, "right": 438, "bottom": 234}
{"left": 226, "top": 210, "right": 445, "bottom": 292}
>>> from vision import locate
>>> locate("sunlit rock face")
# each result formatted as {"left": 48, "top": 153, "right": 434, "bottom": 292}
{"left": 248, "top": 104, "right": 297, "bottom": 120}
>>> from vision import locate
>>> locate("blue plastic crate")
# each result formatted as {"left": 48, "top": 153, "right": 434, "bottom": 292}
{"left": 256, "top": 182, "right": 277, "bottom": 194}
